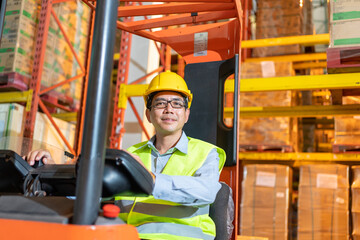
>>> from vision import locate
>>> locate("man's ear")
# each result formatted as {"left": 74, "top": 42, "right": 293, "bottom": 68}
{"left": 145, "top": 109, "right": 151, "bottom": 123}
{"left": 184, "top": 108, "right": 190, "bottom": 123}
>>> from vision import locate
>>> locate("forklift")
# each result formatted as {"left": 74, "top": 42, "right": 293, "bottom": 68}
{"left": 0, "top": 0, "right": 241, "bottom": 239}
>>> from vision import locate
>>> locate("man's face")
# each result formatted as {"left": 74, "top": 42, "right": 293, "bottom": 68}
{"left": 146, "top": 91, "right": 190, "bottom": 137}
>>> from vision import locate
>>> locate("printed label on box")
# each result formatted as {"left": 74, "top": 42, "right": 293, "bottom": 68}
{"left": 316, "top": 173, "right": 338, "bottom": 189}
{"left": 336, "top": 197, "right": 345, "bottom": 204}
{"left": 260, "top": 61, "right": 276, "bottom": 78}
{"left": 194, "top": 32, "right": 208, "bottom": 57}
{"left": 276, "top": 192, "right": 285, "bottom": 198}
{"left": 256, "top": 171, "right": 276, "bottom": 187}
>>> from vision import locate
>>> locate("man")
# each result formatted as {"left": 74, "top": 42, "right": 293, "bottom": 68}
{"left": 25, "top": 71, "right": 226, "bottom": 240}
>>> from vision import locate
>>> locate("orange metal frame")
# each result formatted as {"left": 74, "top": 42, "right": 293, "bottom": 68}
{"left": 23, "top": 0, "right": 94, "bottom": 157}
{"left": 0, "top": 218, "right": 139, "bottom": 240}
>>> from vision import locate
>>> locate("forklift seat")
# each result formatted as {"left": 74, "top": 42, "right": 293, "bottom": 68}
{"left": 209, "top": 182, "right": 234, "bottom": 240}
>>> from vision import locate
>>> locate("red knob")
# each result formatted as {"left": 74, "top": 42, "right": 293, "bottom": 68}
{"left": 103, "top": 204, "right": 120, "bottom": 218}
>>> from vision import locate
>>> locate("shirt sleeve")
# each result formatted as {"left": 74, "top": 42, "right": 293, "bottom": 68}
{"left": 152, "top": 148, "right": 222, "bottom": 206}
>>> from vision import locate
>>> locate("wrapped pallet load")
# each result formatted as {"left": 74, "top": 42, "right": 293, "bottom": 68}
{"left": 253, "top": 0, "right": 312, "bottom": 57}
{"left": 239, "top": 61, "right": 297, "bottom": 152}
{"left": 298, "top": 164, "right": 349, "bottom": 240}
{"left": 240, "top": 164, "right": 292, "bottom": 240}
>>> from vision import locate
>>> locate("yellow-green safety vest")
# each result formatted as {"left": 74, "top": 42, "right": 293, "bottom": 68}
{"left": 115, "top": 137, "right": 226, "bottom": 240}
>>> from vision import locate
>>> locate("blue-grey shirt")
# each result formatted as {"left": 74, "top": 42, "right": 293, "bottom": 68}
{"left": 143, "top": 132, "right": 221, "bottom": 206}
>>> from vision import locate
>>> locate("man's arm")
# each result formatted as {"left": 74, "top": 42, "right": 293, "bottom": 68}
{"left": 152, "top": 148, "right": 221, "bottom": 206}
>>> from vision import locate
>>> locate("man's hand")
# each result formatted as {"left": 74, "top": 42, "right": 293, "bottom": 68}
{"left": 123, "top": 149, "right": 156, "bottom": 181}
{"left": 23, "top": 149, "right": 53, "bottom": 166}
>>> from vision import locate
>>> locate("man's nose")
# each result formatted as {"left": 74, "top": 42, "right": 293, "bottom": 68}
{"left": 164, "top": 102, "right": 174, "bottom": 111}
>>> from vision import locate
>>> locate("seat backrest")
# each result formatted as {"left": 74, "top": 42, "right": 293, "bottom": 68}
{"left": 209, "top": 182, "right": 234, "bottom": 240}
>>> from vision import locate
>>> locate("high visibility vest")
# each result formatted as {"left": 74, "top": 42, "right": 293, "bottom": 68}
{"left": 115, "top": 137, "right": 226, "bottom": 240}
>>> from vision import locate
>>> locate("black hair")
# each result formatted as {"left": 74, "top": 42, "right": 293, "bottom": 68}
{"left": 146, "top": 91, "right": 189, "bottom": 110}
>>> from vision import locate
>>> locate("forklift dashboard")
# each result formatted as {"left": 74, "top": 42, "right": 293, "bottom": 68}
{"left": 0, "top": 149, "right": 154, "bottom": 198}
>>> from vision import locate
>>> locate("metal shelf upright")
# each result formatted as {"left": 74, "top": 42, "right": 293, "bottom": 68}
{"left": 21, "top": 0, "right": 95, "bottom": 157}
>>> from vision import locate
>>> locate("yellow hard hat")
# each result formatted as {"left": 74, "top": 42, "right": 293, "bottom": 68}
{"left": 144, "top": 72, "right": 193, "bottom": 108}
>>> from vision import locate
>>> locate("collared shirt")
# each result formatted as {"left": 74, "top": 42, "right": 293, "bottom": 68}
{"left": 145, "top": 132, "right": 221, "bottom": 206}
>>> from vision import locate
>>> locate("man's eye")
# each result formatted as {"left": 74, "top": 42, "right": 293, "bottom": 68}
{"left": 172, "top": 101, "right": 183, "bottom": 107}
{"left": 155, "top": 102, "right": 166, "bottom": 107}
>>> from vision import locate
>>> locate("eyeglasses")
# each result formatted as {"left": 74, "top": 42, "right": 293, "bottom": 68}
{"left": 152, "top": 99, "right": 186, "bottom": 109}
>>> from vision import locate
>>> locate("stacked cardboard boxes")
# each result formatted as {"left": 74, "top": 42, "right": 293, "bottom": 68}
{"left": 239, "top": 61, "right": 296, "bottom": 150}
{"left": 240, "top": 164, "right": 292, "bottom": 240}
{"left": 298, "top": 164, "right": 349, "bottom": 240}
{"left": 0, "top": 103, "right": 75, "bottom": 164}
{"left": 333, "top": 96, "right": 360, "bottom": 149}
{"left": 0, "top": 0, "right": 90, "bottom": 110}
{"left": 253, "top": 0, "right": 312, "bottom": 57}
{"left": 329, "top": 0, "right": 360, "bottom": 48}
{"left": 42, "top": 0, "right": 91, "bottom": 108}
{"left": 352, "top": 166, "right": 360, "bottom": 240}
{"left": 0, "top": 0, "right": 40, "bottom": 78}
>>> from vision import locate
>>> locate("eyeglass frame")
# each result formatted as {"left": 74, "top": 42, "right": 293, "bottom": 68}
{"left": 151, "top": 98, "right": 187, "bottom": 109}
{"left": 146, "top": 92, "right": 189, "bottom": 110}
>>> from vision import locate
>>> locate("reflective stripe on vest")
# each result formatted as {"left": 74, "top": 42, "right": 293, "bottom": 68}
{"left": 116, "top": 137, "right": 226, "bottom": 240}
{"left": 137, "top": 222, "right": 215, "bottom": 240}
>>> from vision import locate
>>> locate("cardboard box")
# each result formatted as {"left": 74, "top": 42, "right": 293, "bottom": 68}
{"left": 298, "top": 208, "right": 349, "bottom": 233}
{"left": 237, "top": 236, "right": 268, "bottom": 240}
{"left": 352, "top": 211, "right": 360, "bottom": 234}
{"left": 298, "top": 186, "right": 348, "bottom": 210}
{"left": 0, "top": 0, "right": 39, "bottom": 77}
{"left": 330, "top": 20, "right": 360, "bottom": 48}
{"left": 299, "top": 165, "right": 349, "bottom": 188}
{"left": 298, "top": 231, "right": 348, "bottom": 240}
{"left": 239, "top": 62, "right": 295, "bottom": 147}
{"left": 0, "top": 103, "right": 75, "bottom": 164}
{"left": 330, "top": 0, "right": 360, "bottom": 22}
{"left": 334, "top": 116, "right": 360, "bottom": 145}
{"left": 240, "top": 165, "right": 291, "bottom": 240}
{"left": 257, "top": 0, "right": 300, "bottom": 9}
{"left": 298, "top": 164, "right": 349, "bottom": 240}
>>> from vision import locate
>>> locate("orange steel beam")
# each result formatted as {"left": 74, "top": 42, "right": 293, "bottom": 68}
{"left": 38, "top": 99, "right": 76, "bottom": 156}
{"left": 39, "top": 73, "right": 85, "bottom": 95}
{"left": 51, "top": 9, "right": 86, "bottom": 73}
{"left": 117, "top": 21, "right": 163, "bottom": 42}
{"left": 110, "top": 2, "right": 135, "bottom": 149}
{"left": 118, "top": 2, "right": 235, "bottom": 17}
{"left": 155, "top": 42, "right": 166, "bottom": 67}
{"left": 128, "top": 98, "right": 150, "bottom": 140}
{"left": 81, "top": 0, "right": 96, "bottom": 10}
{"left": 23, "top": 0, "right": 53, "bottom": 155}
{"left": 75, "top": 5, "right": 95, "bottom": 156}
{"left": 130, "top": 67, "right": 163, "bottom": 85}
{"left": 155, "top": 20, "right": 238, "bottom": 63}
{"left": 42, "top": 99, "right": 73, "bottom": 112}
{"left": 165, "top": 44, "right": 172, "bottom": 71}
{"left": 125, "top": 10, "right": 237, "bottom": 31}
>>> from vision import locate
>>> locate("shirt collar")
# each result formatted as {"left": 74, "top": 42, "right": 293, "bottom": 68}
{"left": 146, "top": 131, "right": 188, "bottom": 155}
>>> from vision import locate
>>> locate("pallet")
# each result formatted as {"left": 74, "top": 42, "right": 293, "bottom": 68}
{"left": 0, "top": 72, "right": 29, "bottom": 92}
{"left": 333, "top": 144, "right": 360, "bottom": 153}
{"left": 239, "top": 144, "right": 293, "bottom": 153}
{"left": 41, "top": 92, "right": 77, "bottom": 112}
{"left": 327, "top": 46, "right": 360, "bottom": 74}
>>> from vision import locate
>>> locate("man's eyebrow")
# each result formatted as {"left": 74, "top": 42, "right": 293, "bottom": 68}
{"left": 153, "top": 97, "right": 183, "bottom": 101}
